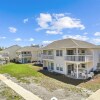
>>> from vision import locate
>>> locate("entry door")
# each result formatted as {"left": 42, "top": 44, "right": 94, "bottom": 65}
{"left": 51, "top": 63, "right": 54, "bottom": 70}
{"left": 24, "top": 58, "right": 28, "bottom": 63}
{"left": 67, "top": 64, "right": 74, "bottom": 74}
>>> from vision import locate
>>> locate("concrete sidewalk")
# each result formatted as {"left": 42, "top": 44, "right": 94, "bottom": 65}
{"left": 86, "top": 89, "right": 100, "bottom": 100}
{"left": 0, "top": 74, "right": 42, "bottom": 100}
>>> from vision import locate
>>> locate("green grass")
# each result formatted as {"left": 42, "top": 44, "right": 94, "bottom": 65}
{"left": 0, "top": 63, "right": 42, "bottom": 80}
{"left": 0, "top": 63, "right": 81, "bottom": 91}
{"left": 0, "top": 63, "right": 92, "bottom": 94}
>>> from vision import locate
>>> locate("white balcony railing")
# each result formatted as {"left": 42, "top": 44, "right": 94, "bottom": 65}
{"left": 43, "top": 55, "right": 54, "bottom": 59}
{"left": 17, "top": 54, "right": 32, "bottom": 58}
{"left": 65, "top": 55, "right": 93, "bottom": 62}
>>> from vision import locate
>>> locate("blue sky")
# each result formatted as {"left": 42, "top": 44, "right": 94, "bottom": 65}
{"left": 0, "top": 0, "right": 100, "bottom": 47}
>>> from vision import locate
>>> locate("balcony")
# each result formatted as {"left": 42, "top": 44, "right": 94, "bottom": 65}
{"left": 43, "top": 55, "right": 54, "bottom": 60}
{"left": 17, "top": 54, "right": 32, "bottom": 58}
{"left": 65, "top": 55, "right": 93, "bottom": 62}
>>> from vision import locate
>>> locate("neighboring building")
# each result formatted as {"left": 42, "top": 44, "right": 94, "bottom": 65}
{"left": 0, "top": 51, "right": 9, "bottom": 64}
{"left": 42, "top": 38, "right": 100, "bottom": 79}
{"left": 16, "top": 46, "right": 41, "bottom": 63}
{"left": 0, "top": 45, "right": 21, "bottom": 61}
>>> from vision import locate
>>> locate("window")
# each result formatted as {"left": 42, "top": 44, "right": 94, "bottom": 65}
{"left": 60, "top": 50, "right": 62, "bottom": 56}
{"left": 67, "top": 50, "right": 74, "bottom": 55}
{"left": 43, "top": 50, "right": 47, "bottom": 55}
{"left": 56, "top": 50, "right": 63, "bottom": 56}
{"left": 56, "top": 50, "right": 59, "bottom": 56}
{"left": 24, "top": 52, "right": 26, "bottom": 54}
{"left": 51, "top": 66, "right": 54, "bottom": 70}
{"left": 81, "top": 50, "right": 85, "bottom": 54}
{"left": 51, "top": 63, "right": 54, "bottom": 70}
{"left": 48, "top": 51, "right": 52, "bottom": 55}
{"left": 82, "top": 64, "right": 85, "bottom": 68}
{"left": 60, "top": 67, "right": 63, "bottom": 71}
{"left": 27, "top": 52, "right": 31, "bottom": 54}
{"left": 56, "top": 67, "right": 59, "bottom": 70}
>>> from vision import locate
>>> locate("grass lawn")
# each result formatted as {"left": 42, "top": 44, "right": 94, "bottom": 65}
{"left": 0, "top": 63, "right": 100, "bottom": 92}
{"left": 0, "top": 63, "right": 42, "bottom": 80}
{"left": 0, "top": 63, "right": 82, "bottom": 92}
{"left": 0, "top": 63, "right": 89, "bottom": 100}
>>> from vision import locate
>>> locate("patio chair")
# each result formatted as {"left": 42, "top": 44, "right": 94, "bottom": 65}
{"left": 90, "top": 72, "right": 94, "bottom": 76}
{"left": 71, "top": 71, "right": 75, "bottom": 77}
{"left": 87, "top": 72, "right": 94, "bottom": 79}
{"left": 81, "top": 73, "right": 86, "bottom": 79}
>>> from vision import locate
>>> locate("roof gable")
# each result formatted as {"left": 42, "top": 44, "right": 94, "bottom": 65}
{"left": 43, "top": 38, "right": 96, "bottom": 49}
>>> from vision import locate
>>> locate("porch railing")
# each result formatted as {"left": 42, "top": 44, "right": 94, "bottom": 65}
{"left": 65, "top": 55, "right": 93, "bottom": 62}
{"left": 43, "top": 55, "right": 54, "bottom": 59}
{"left": 17, "top": 54, "right": 32, "bottom": 58}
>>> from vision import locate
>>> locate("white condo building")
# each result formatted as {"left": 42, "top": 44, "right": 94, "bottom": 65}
{"left": 42, "top": 38, "right": 100, "bottom": 79}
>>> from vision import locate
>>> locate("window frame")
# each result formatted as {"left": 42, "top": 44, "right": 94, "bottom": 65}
{"left": 56, "top": 50, "right": 63, "bottom": 56}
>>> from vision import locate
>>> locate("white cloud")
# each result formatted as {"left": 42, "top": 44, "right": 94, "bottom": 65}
{"left": 23, "top": 18, "right": 28, "bottom": 23}
{"left": 83, "top": 32, "right": 88, "bottom": 35}
{"left": 0, "top": 36, "right": 6, "bottom": 39}
{"left": 29, "top": 38, "right": 34, "bottom": 41}
{"left": 14, "top": 38, "right": 22, "bottom": 41}
{"left": 36, "top": 13, "right": 85, "bottom": 34}
{"left": 9, "top": 27, "right": 17, "bottom": 33}
{"left": 36, "top": 13, "right": 52, "bottom": 29}
{"left": 42, "top": 40, "right": 53, "bottom": 44}
{"left": 62, "top": 35, "right": 89, "bottom": 41}
{"left": 51, "top": 16, "right": 85, "bottom": 30}
{"left": 92, "top": 38, "right": 100, "bottom": 44}
{"left": 46, "top": 30, "right": 62, "bottom": 34}
{"left": 94, "top": 32, "right": 100, "bottom": 36}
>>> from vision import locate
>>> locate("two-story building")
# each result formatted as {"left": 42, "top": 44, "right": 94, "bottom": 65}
{"left": 42, "top": 38, "right": 100, "bottom": 79}
{"left": 16, "top": 46, "right": 41, "bottom": 63}
{"left": 0, "top": 45, "right": 21, "bottom": 62}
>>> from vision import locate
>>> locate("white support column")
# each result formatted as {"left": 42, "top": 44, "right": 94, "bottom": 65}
{"left": 76, "top": 63, "right": 79, "bottom": 79}
{"left": 22, "top": 58, "right": 24, "bottom": 63}
{"left": 76, "top": 48, "right": 78, "bottom": 55}
{"left": 86, "top": 63, "right": 88, "bottom": 74}
{"left": 76, "top": 48, "right": 78, "bottom": 61}
{"left": 43, "top": 60, "right": 44, "bottom": 67}
{"left": 65, "top": 63, "right": 67, "bottom": 75}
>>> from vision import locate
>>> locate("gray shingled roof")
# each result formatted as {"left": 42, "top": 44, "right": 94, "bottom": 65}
{"left": 2, "top": 45, "right": 21, "bottom": 53}
{"left": 17, "top": 46, "right": 40, "bottom": 52}
{"left": 43, "top": 38, "right": 96, "bottom": 49}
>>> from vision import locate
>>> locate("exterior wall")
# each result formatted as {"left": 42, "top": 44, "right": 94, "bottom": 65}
{"left": 31, "top": 51, "right": 38, "bottom": 61}
{"left": 3, "top": 45, "right": 21, "bottom": 60}
{"left": 16, "top": 49, "right": 43, "bottom": 64}
{"left": 92, "top": 49, "right": 100, "bottom": 70}
{"left": 43, "top": 48, "right": 99, "bottom": 79}
{"left": 37, "top": 50, "right": 43, "bottom": 64}
{"left": 53, "top": 49, "right": 66, "bottom": 74}
{"left": 16, "top": 57, "right": 31, "bottom": 63}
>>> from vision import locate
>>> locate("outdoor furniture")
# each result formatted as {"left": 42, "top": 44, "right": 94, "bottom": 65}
{"left": 87, "top": 72, "right": 94, "bottom": 79}
{"left": 90, "top": 72, "right": 94, "bottom": 76}
{"left": 87, "top": 74, "right": 92, "bottom": 78}
{"left": 71, "top": 71, "right": 75, "bottom": 76}
{"left": 81, "top": 72, "right": 86, "bottom": 79}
